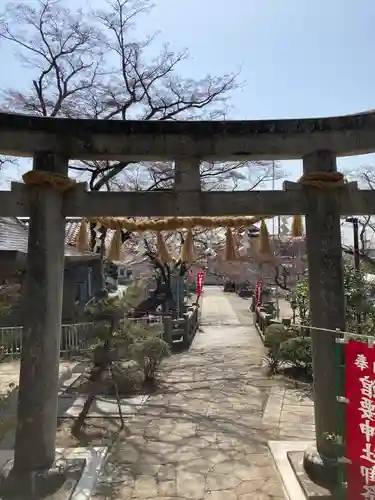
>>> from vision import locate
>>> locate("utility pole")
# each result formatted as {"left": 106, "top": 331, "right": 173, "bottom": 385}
{"left": 346, "top": 217, "right": 361, "bottom": 331}
{"left": 272, "top": 161, "right": 279, "bottom": 317}
{"left": 346, "top": 217, "right": 360, "bottom": 272}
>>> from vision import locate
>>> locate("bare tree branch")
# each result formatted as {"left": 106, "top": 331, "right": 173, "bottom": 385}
{"left": 0, "top": 0, "right": 245, "bottom": 191}
{"left": 0, "top": 0, "right": 286, "bottom": 275}
{"left": 0, "top": 0, "right": 103, "bottom": 118}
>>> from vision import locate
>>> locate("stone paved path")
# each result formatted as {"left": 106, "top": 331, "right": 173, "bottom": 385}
{"left": 96, "top": 287, "right": 296, "bottom": 500}
{"left": 0, "top": 287, "right": 315, "bottom": 499}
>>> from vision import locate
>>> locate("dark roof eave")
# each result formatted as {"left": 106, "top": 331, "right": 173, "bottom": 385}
{"left": 0, "top": 249, "right": 99, "bottom": 261}
{"left": 64, "top": 253, "right": 100, "bottom": 262}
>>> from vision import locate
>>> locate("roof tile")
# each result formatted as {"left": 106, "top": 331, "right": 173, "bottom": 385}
{"left": 0, "top": 217, "right": 96, "bottom": 258}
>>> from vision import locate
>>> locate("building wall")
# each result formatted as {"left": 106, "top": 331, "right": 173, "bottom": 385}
{"left": 0, "top": 254, "right": 22, "bottom": 284}
{"left": 62, "top": 271, "right": 77, "bottom": 321}
{"left": 62, "top": 262, "right": 98, "bottom": 321}
{"left": 0, "top": 256, "right": 99, "bottom": 325}
{"left": 117, "top": 260, "right": 154, "bottom": 284}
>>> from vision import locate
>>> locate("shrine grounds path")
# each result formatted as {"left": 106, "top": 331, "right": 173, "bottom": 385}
{"left": 0, "top": 286, "right": 315, "bottom": 499}
{"left": 92, "top": 286, "right": 315, "bottom": 500}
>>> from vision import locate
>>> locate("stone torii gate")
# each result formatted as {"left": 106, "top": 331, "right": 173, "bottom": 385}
{"left": 1, "top": 111, "right": 375, "bottom": 486}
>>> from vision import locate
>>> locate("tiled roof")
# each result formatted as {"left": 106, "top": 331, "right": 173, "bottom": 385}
{"left": 64, "top": 220, "right": 118, "bottom": 248}
{"left": 13, "top": 218, "right": 146, "bottom": 263}
{"left": 0, "top": 217, "right": 28, "bottom": 253}
{"left": 0, "top": 217, "right": 97, "bottom": 258}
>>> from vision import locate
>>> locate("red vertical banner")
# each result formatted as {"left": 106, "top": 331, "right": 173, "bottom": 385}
{"left": 255, "top": 278, "right": 263, "bottom": 306}
{"left": 345, "top": 339, "right": 375, "bottom": 499}
{"left": 196, "top": 271, "right": 204, "bottom": 297}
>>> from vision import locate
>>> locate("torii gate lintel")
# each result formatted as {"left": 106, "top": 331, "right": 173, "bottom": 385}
{"left": 0, "top": 177, "right": 373, "bottom": 218}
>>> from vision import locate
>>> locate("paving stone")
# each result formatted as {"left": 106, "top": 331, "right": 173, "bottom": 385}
{"left": 283, "top": 389, "right": 313, "bottom": 406}
{"left": 200, "top": 449, "right": 228, "bottom": 465}
{"left": 236, "top": 480, "right": 265, "bottom": 494}
{"left": 177, "top": 458, "right": 213, "bottom": 474}
{"left": 60, "top": 394, "right": 148, "bottom": 417}
{"left": 262, "top": 388, "right": 285, "bottom": 425}
{"left": 176, "top": 470, "right": 206, "bottom": 498}
{"left": 278, "top": 422, "right": 316, "bottom": 439}
{"left": 157, "top": 465, "right": 176, "bottom": 481}
{"left": 206, "top": 472, "right": 243, "bottom": 490}
{"left": 205, "top": 490, "right": 238, "bottom": 500}
{"left": 279, "top": 408, "right": 314, "bottom": 424}
{"left": 212, "top": 460, "right": 254, "bottom": 480}
{"left": 133, "top": 475, "right": 158, "bottom": 498}
{"left": 158, "top": 479, "right": 177, "bottom": 496}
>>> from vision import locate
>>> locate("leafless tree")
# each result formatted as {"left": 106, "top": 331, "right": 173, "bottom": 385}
{"left": 0, "top": 0, "right": 280, "bottom": 192}
{"left": 334, "top": 165, "right": 375, "bottom": 269}
{"left": 336, "top": 166, "right": 375, "bottom": 270}
{"left": 110, "top": 159, "right": 283, "bottom": 193}
{"left": 0, "top": 0, "right": 102, "bottom": 118}
{"left": 0, "top": 0, "right": 286, "bottom": 292}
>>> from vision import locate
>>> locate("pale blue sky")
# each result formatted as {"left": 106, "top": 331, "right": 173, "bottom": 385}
{"left": 0, "top": 0, "right": 374, "bottom": 240}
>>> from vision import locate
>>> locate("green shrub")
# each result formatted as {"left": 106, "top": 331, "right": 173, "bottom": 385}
{"left": 85, "top": 296, "right": 124, "bottom": 323}
{"left": 112, "top": 361, "right": 144, "bottom": 394}
{"left": 288, "top": 325, "right": 303, "bottom": 337}
{"left": 264, "top": 324, "right": 299, "bottom": 374}
{"left": 117, "top": 319, "right": 150, "bottom": 341}
{"left": 89, "top": 322, "right": 111, "bottom": 346}
{"left": 264, "top": 323, "right": 293, "bottom": 348}
{"left": 264, "top": 347, "right": 283, "bottom": 374}
{"left": 293, "top": 263, "right": 375, "bottom": 334}
{"left": 131, "top": 336, "right": 171, "bottom": 381}
{"left": 278, "top": 336, "right": 313, "bottom": 377}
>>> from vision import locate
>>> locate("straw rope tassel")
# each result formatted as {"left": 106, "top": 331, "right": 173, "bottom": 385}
{"left": 291, "top": 215, "right": 304, "bottom": 237}
{"left": 258, "top": 220, "right": 271, "bottom": 254}
{"left": 76, "top": 218, "right": 90, "bottom": 252}
{"left": 225, "top": 228, "right": 238, "bottom": 261}
{"left": 157, "top": 231, "right": 172, "bottom": 263}
{"left": 180, "top": 228, "right": 196, "bottom": 264}
{"left": 108, "top": 226, "right": 123, "bottom": 261}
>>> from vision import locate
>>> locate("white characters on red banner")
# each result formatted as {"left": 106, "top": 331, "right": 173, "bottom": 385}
{"left": 196, "top": 270, "right": 204, "bottom": 298}
{"left": 255, "top": 278, "right": 263, "bottom": 306}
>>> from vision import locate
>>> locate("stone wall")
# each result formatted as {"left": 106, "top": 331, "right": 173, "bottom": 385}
{"left": 163, "top": 305, "right": 199, "bottom": 348}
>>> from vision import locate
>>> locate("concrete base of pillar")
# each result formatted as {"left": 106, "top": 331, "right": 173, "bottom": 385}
{"left": 0, "top": 447, "right": 107, "bottom": 499}
{"left": 269, "top": 441, "right": 342, "bottom": 500}
{"left": 0, "top": 461, "right": 71, "bottom": 499}
{"left": 303, "top": 446, "right": 339, "bottom": 491}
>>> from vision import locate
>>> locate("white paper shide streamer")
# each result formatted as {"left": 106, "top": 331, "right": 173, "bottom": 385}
{"left": 93, "top": 222, "right": 105, "bottom": 253}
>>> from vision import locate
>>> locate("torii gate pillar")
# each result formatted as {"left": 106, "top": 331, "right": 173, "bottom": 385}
{"left": 13, "top": 153, "right": 67, "bottom": 474}
{"left": 302, "top": 150, "right": 346, "bottom": 488}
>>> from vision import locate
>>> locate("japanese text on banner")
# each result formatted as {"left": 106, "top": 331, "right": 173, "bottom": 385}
{"left": 196, "top": 271, "right": 204, "bottom": 298}
{"left": 346, "top": 340, "right": 375, "bottom": 499}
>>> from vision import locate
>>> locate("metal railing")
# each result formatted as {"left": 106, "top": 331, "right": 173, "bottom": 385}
{"left": 60, "top": 322, "right": 96, "bottom": 353}
{"left": 0, "top": 322, "right": 97, "bottom": 357}
{"left": 0, "top": 326, "right": 22, "bottom": 357}
{"left": 0, "top": 315, "right": 164, "bottom": 358}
